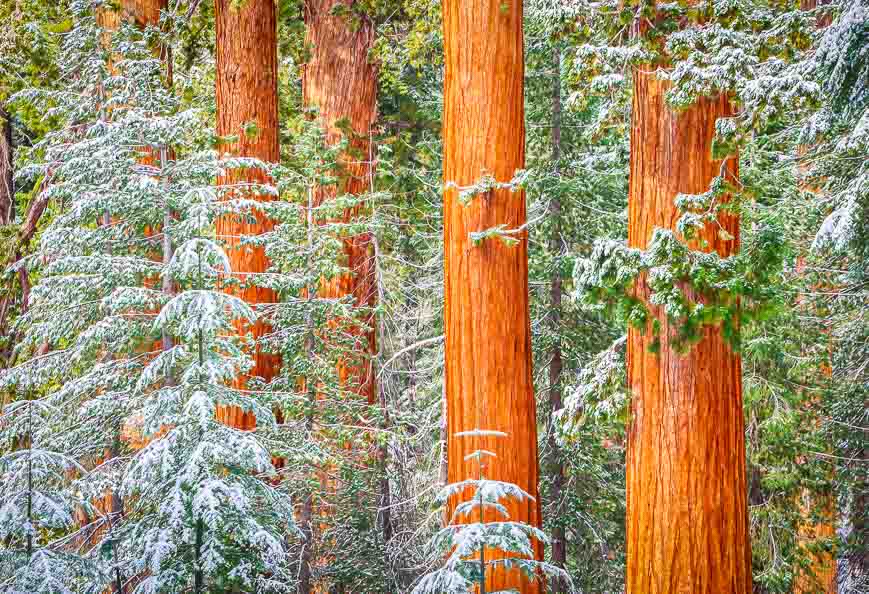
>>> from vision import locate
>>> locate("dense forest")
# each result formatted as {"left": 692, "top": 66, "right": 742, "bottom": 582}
{"left": 0, "top": 0, "right": 866, "bottom": 592}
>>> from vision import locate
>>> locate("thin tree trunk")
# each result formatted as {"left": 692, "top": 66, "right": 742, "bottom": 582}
{"left": 0, "top": 109, "right": 13, "bottom": 226}
{"left": 546, "top": 43, "right": 566, "bottom": 592}
{"left": 297, "top": 186, "right": 317, "bottom": 594}
{"left": 302, "top": 0, "right": 379, "bottom": 405}
{"left": 625, "top": 69, "right": 751, "bottom": 593}
{"left": 442, "top": 1, "right": 541, "bottom": 591}
{"left": 214, "top": 0, "right": 280, "bottom": 430}
{"left": 0, "top": 109, "right": 16, "bottom": 368}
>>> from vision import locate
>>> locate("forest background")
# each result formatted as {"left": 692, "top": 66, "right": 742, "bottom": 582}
{"left": 0, "top": 0, "right": 866, "bottom": 593}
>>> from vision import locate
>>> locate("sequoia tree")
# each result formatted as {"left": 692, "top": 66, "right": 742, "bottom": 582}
{"left": 442, "top": 0, "right": 541, "bottom": 591}
{"left": 302, "top": 0, "right": 379, "bottom": 406}
{"left": 625, "top": 70, "right": 752, "bottom": 593}
{"left": 214, "top": 0, "right": 280, "bottom": 429}
{"left": 297, "top": 3, "right": 379, "bottom": 590}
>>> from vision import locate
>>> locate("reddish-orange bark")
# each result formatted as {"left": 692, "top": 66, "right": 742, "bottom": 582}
{"left": 297, "top": 5, "right": 379, "bottom": 591}
{"left": 302, "top": 0, "right": 379, "bottom": 404}
{"left": 121, "top": 0, "right": 164, "bottom": 27}
{"left": 795, "top": 489, "right": 838, "bottom": 594}
{"left": 442, "top": 1, "right": 541, "bottom": 591}
{"left": 214, "top": 0, "right": 280, "bottom": 430}
{"left": 625, "top": 70, "right": 751, "bottom": 593}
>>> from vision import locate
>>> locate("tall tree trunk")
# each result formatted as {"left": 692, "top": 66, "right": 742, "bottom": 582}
{"left": 546, "top": 44, "right": 566, "bottom": 592}
{"left": 625, "top": 69, "right": 751, "bottom": 593}
{"left": 794, "top": 489, "right": 838, "bottom": 594}
{"left": 122, "top": 0, "right": 164, "bottom": 27}
{"left": 300, "top": 5, "right": 379, "bottom": 590}
{"left": 442, "top": 1, "right": 541, "bottom": 592}
{"left": 0, "top": 109, "right": 16, "bottom": 368}
{"left": 302, "top": 0, "right": 378, "bottom": 405}
{"left": 0, "top": 109, "right": 13, "bottom": 226}
{"left": 214, "top": 0, "right": 280, "bottom": 430}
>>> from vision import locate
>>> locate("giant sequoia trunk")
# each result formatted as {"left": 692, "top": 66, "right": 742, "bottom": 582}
{"left": 442, "top": 1, "right": 542, "bottom": 591}
{"left": 298, "top": 4, "right": 379, "bottom": 591}
{"left": 302, "top": 0, "right": 378, "bottom": 404}
{"left": 214, "top": 0, "right": 280, "bottom": 429}
{"left": 625, "top": 70, "right": 752, "bottom": 593}
{"left": 794, "top": 490, "right": 838, "bottom": 593}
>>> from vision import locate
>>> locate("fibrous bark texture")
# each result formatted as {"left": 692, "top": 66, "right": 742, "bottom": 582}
{"left": 214, "top": 0, "right": 280, "bottom": 429}
{"left": 302, "top": 0, "right": 378, "bottom": 405}
{"left": 794, "top": 489, "right": 838, "bottom": 593}
{"left": 625, "top": 69, "right": 751, "bottom": 594}
{"left": 121, "top": 0, "right": 164, "bottom": 27}
{"left": 442, "top": 1, "right": 541, "bottom": 591}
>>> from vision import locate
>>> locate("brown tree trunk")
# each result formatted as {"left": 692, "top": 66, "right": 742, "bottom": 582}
{"left": 302, "top": 0, "right": 378, "bottom": 405}
{"left": 546, "top": 44, "right": 566, "bottom": 591}
{"left": 122, "top": 0, "right": 164, "bottom": 27}
{"left": 794, "top": 490, "right": 838, "bottom": 594}
{"left": 625, "top": 69, "right": 751, "bottom": 594}
{"left": 442, "top": 1, "right": 541, "bottom": 592}
{"left": 214, "top": 0, "right": 280, "bottom": 430}
{"left": 0, "top": 109, "right": 13, "bottom": 226}
{"left": 792, "top": 4, "right": 837, "bottom": 591}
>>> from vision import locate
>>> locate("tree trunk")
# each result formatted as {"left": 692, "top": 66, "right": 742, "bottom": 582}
{"left": 794, "top": 490, "right": 838, "bottom": 594}
{"left": 214, "top": 0, "right": 280, "bottom": 430}
{"left": 299, "top": 5, "right": 379, "bottom": 589}
{"left": 442, "top": 1, "right": 541, "bottom": 591}
{"left": 625, "top": 69, "right": 751, "bottom": 594}
{"left": 546, "top": 44, "right": 566, "bottom": 592}
{"left": 121, "top": 0, "right": 164, "bottom": 27}
{"left": 302, "top": 0, "right": 378, "bottom": 405}
{"left": 0, "top": 109, "right": 13, "bottom": 226}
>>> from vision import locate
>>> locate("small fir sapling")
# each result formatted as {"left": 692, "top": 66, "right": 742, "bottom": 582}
{"left": 413, "top": 429, "right": 572, "bottom": 594}
{"left": 117, "top": 178, "right": 298, "bottom": 594}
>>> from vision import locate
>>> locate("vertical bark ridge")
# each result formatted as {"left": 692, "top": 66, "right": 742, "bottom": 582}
{"left": 443, "top": 0, "right": 542, "bottom": 591}
{"left": 546, "top": 43, "right": 566, "bottom": 590}
{"left": 214, "top": 0, "right": 280, "bottom": 430}
{"left": 625, "top": 69, "right": 751, "bottom": 594}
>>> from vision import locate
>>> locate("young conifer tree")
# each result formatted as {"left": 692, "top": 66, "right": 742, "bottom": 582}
{"left": 1, "top": 3, "right": 296, "bottom": 592}
{"left": 413, "top": 430, "right": 570, "bottom": 594}
{"left": 0, "top": 391, "right": 103, "bottom": 593}
{"left": 0, "top": 4, "right": 173, "bottom": 591}
{"left": 120, "top": 175, "right": 296, "bottom": 593}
